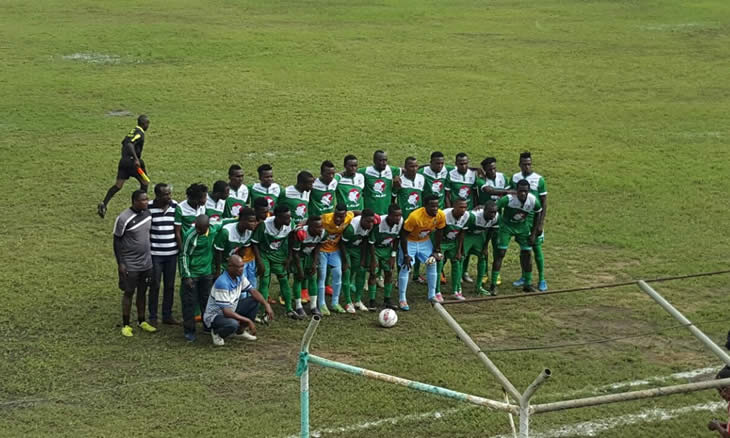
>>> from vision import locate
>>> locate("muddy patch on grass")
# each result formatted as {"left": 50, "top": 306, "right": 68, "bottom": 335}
{"left": 106, "top": 109, "right": 133, "bottom": 117}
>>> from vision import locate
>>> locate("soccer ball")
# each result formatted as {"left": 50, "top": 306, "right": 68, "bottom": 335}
{"left": 378, "top": 309, "right": 398, "bottom": 328}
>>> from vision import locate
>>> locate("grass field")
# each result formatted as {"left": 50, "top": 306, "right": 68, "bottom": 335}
{"left": 2, "top": 0, "right": 730, "bottom": 436}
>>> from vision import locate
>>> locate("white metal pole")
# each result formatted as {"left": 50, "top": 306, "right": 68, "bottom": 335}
{"left": 637, "top": 280, "right": 730, "bottom": 366}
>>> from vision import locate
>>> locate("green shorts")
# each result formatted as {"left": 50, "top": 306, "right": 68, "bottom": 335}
{"left": 497, "top": 228, "right": 532, "bottom": 251}
{"left": 373, "top": 247, "right": 395, "bottom": 272}
{"left": 345, "top": 247, "right": 366, "bottom": 273}
{"left": 290, "top": 253, "right": 315, "bottom": 274}
{"left": 463, "top": 233, "right": 486, "bottom": 257}
{"left": 261, "top": 254, "right": 287, "bottom": 277}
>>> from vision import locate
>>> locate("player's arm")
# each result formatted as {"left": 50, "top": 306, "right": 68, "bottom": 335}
{"left": 338, "top": 239, "right": 349, "bottom": 272}
{"left": 529, "top": 201, "right": 543, "bottom": 245}
{"left": 290, "top": 233, "right": 304, "bottom": 280}
{"left": 213, "top": 229, "right": 226, "bottom": 277}
{"left": 389, "top": 236, "right": 399, "bottom": 270}
{"left": 248, "top": 286, "right": 274, "bottom": 322}
{"left": 455, "top": 230, "right": 465, "bottom": 261}
{"left": 113, "top": 235, "right": 126, "bottom": 277}
{"left": 179, "top": 232, "right": 195, "bottom": 287}
{"left": 536, "top": 193, "right": 547, "bottom": 233}
{"left": 251, "top": 224, "right": 265, "bottom": 276}
{"left": 432, "top": 228, "right": 443, "bottom": 259}
{"left": 310, "top": 243, "right": 321, "bottom": 276}
{"left": 399, "top": 228, "right": 412, "bottom": 269}
{"left": 481, "top": 184, "right": 513, "bottom": 198}
{"left": 122, "top": 133, "right": 142, "bottom": 167}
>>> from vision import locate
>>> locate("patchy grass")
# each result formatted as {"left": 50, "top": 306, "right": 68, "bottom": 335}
{"left": 1, "top": 0, "right": 729, "bottom": 436}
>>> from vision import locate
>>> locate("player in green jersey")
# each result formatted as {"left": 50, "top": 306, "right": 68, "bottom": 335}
{"left": 249, "top": 164, "right": 282, "bottom": 211}
{"left": 435, "top": 199, "right": 469, "bottom": 301}
{"left": 490, "top": 180, "right": 543, "bottom": 294}
{"left": 206, "top": 180, "right": 229, "bottom": 224}
{"left": 359, "top": 150, "right": 401, "bottom": 215}
{"left": 251, "top": 204, "right": 295, "bottom": 317}
{"left": 179, "top": 214, "right": 222, "bottom": 341}
{"left": 445, "top": 152, "right": 477, "bottom": 210}
{"left": 335, "top": 155, "right": 365, "bottom": 213}
{"left": 463, "top": 202, "right": 499, "bottom": 295}
{"left": 310, "top": 160, "right": 337, "bottom": 217}
{"left": 223, "top": 164, "right": 249, "bottom": 218}
{"left": 290, "top": 216, "right": 326, "bottom": 318}
{"left": 509, "top": 152, "right": 548, "bottom": 291}
{"left": 279, "top": 171, "right": 314, "bottom": 225}
{"left": 396, "top": 157, "right": 425, "bottom": 219}
{"left": 174, "top": 183, "right": 208, "bottom": 249}
{"left": 367, "top": 204, "right": 403, "bottom": 310}
{"left": 341, "top": 209, "right": 376, "bottom": 313}
{"left": 214, "top": 207, "right": 258, "bottom": 281}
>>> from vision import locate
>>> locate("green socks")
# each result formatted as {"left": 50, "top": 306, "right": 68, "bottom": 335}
{"left": 534, "top": 245, "right": 545, "bottom": 282}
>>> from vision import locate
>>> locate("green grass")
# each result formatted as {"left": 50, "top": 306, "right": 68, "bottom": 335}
{"left": 2, "top": 0, "right": 730, "bottom": 436}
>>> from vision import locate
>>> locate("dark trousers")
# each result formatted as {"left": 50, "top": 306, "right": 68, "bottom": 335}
{"left": 211, "top": 296, "right": 259, "bottom": 338}
{"left": 149, "top": 255, "right": 177, "bottom": 320}
{"left": 181, "top": 275, "right": 213, "bottom": 334}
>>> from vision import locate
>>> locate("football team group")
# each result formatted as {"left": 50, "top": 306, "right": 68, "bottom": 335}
{"left": 100, "top": 116, "right": 548, "bottom": 345}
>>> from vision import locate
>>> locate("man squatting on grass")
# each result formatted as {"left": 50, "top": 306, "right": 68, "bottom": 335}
{"left": 113, "top": 190, "right": 157, "bottom": 337}
{"left": 204, "top": 255, "right": 274, "bottom": 347}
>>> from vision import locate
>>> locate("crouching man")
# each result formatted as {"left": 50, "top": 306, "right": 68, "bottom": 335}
{"left": 203, "top": 255, "right": 274, "bottom": 346}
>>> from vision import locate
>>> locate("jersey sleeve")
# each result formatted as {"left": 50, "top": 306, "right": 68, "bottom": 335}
{"left": 213, "top": 227, "right": 228, "bottom": 251}
{"left": 391, "top": 166, "right": 401, "bottom": 177}
{"left": 251, "top": 223, "right": 265, "bottom": 244}
{"left": 465, "top": 212, "right": 476, "bottom": 230}
{"left": 173, "top": 205, "right": 183, "bottom": 226}
{"left": 496, "top": 195, "right": 509, "bottom": 210}
{"left": 538, "top": 177, "right": 547, "bottom": 196}
{"left": 403, "top": 214, "right": 417, "bottom": 233}
{"left": 435, "top": 211, "right": 447, "bottom": 229}
{"left": 341, "top": 224, "right": 355, "bottom": 242}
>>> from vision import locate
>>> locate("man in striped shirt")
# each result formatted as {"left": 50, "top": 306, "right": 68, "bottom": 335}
{"left": 148, "top": 183, "right": 179, "bottom": 326}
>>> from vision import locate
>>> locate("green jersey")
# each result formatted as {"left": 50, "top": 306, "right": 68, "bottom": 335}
{"left": 223, "top": 184, "right": 249, "bottom": 218}
{"left": 249, "top": 182, "right": 282, "bottom": 210}
{"left": 496, "top": 194, "right": 542, "bottom": 235}
{"left": 446, "top": 168, "right": 478, "bottom": 209}
{"left": 437, "top": 207, "right": 470, "bottom": 249}
{"left": 291, "top": 225, "right": 327, "bottom": 257}
{"left": 510, "top": 171, "right": 547, "bottom": 225}
{"left": 395, "top": 172, "right": 425, "bottom": 219}
{"left": 309, "top": 177, "right": 337, "bottom": 217}
{"left": 371, "top": 214, "right": 403, "bottom": 258}
{"left": 358, "top": 165, "right": 401, "bottom": 215}
{"left": 342, "top": 216, "right": 375, "bottom": 249}
{"left": 477, "top": 172, "right": 507, "bottom": 206}
{"left": 251, "top": 216, "right": 292, "bottom": 264}
{"left": 334, "top": 173, "right": 365, "bottom": 211}
{"left": 174, "top": 200, "right": 206, "bottom": 234}
{"left": 278, "top": 185, "right": 311, "bottom": 224}
{"left": 214, "top": 222, "right": 254, "bottom": 270}
{"left": 466, "top": 209, "right": 500, "bottom": 235}
{"left": 205, "top": 195, "right": 226, "bottom": 225}
{"left": 419, "top": 166, "right": 449, "bottom": 209}
{"left": 179, "top": 224, "right": 222, "bottom": 278}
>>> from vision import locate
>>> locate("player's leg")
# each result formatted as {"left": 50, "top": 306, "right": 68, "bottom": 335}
{"left": 533, "top": 233, "right": 546, "bottom": 291}
{"left": 180, "top": 276, "right": 199, "bottom": 339}
{"left": 490, "top": 228, "right": 511, "bottom": 294}
{"left": 450, "top": 255, "right": 463, "bottom": 299}
{"left": 462, "top": 255, "right": 473, "bottom": 283}
{"left": 489, "top": 229, "right": 501, "bottom": 286}
{"left": 382, "top": 261, "right": 394, "bottom": 308}
{"left": 272, "top": 263, "right": 295, "bottom": 316}
{"left": 397, "top": 244, "right": 412, "bottom": 310}
{"left": 291, "top": 272, "right": 303, "bottom": 316}
{"left": 354, "top": 264, "right": 368, "bottom": 311}
{"left": 317, "top": 252, "right": 329, "bottom": 314}
{"left": 148, "top": 257, "right": 163, "bottom": 324}
{"left": 517, "top": 234, "right": 534, "bottom": 292}
{"left": 341, "top": 251, "right": 354, "bottom": 310}
{"left": 243, "top": 259, "right": 257, "bottom": 289}
{"left": 328, "top": 253, "right": 345, "bottom": 313}
{"left": 307, "top": 271, "right": 320, "bottom": 316}
{"left": 258, "top": 256, "right": 272, "bottom": 300}
{"left": 135, "top": 270, "right": 156, "bottom": 332}
{"left": 161, "top": 256, "right": 178, "bottom": 324}
{"left": 197, "top": 275, "right": 213, "bottom": 329}
{"left": 120, "top": 271, "right": 135, "bottom": 336}
{"left": 413, "top": 259, "right": 425, "bottom": 284}
{"left": 418, "top": 239, "right": 438, "bottom": 301}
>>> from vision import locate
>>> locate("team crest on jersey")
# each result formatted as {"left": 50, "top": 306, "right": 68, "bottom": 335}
{"left": 295, "top": 203, "right": 307, "bottom": 218}
{"left": 431, "top": 180, "right": 443, "bottom": 193}
{"left": 418, "top": 230, "right": 429, "bottom": 238}
{"left": 373, "top": 179, "right": 386, "bottom": 195}
{"left": 513, "top": 213, "right": 526, "bottom": 222}
{"left": 210, "top": 214, "right": 221, "bottom": 223}
{"left": 446, "top": 230, "right": 458, "bottom": 240}
{"left": 382, "top": 237, "right": 394, "bottom": 246}
{"left": 321, "top": 193, "right": 333, "bottom": 207}
{"left": 265, "top": 196, "right": 274, "bottom": 209}
{"left": 270, "top": 240, "right": 283, "bottom": 250}
{"left": 348, "top": 189, "right": 360, "bottom": 203}
{"left": 407, "top": 192, "right": 419, "bottom": 206}
{"left": 458, "top": 185, "right": 471, "bottom": 199}
{"left": 231, "top": 202, "right": 243, "bottom": 217}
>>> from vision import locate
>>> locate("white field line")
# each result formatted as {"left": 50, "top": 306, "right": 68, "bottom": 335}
{"left": 287, "top": 365, "right": 721, "bottom": 437}
{"left": 491, "top": 402, "right": 725, "bottom": 438}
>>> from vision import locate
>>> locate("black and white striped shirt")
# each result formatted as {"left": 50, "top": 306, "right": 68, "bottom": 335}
{"left": 148, "top": 200, "right": 179, "bottom": 256}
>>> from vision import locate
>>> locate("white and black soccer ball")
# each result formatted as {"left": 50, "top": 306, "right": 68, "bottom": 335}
{"left": 378, "top": 308, "right": 398, "bottom": 328}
